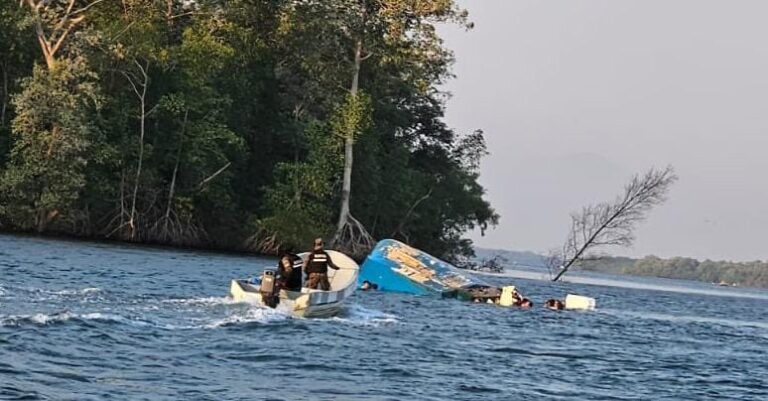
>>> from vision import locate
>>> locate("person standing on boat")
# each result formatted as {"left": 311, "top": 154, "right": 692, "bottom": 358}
{"left": 303, "top": 238, "right": 339, "bottom": 290}
{"left": 277, "top": 248, "right": 303, "bottom": 291}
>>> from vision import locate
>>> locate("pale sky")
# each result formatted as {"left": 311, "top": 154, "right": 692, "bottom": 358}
{"left": 440, "top": 0, "right": 768, "bottom": 261}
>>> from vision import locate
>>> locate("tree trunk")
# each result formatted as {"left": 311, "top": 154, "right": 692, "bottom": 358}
{"left": 120, "top": 169, "right": 126, "bottom": 229}
{"left": 0, "top": 59, "right": 7, "bottom": 128}
{"left": 163, "top": 110, "right": 187, "bottom": 241}
{"left": 163, "top": 151, "right": 180, "bottom": 241}
{"left": 334, "top": 39, "right": 363, "bottom": 236}
{"left": 36, "top": 209, "right": 46, "bottom": 233}
{"left": 552, "top": 254, "right": 579, "bottom": 282}
{"left": 128, "top": 93, "right": 145, "bottom": 239}
{"left": 127, "top": 61, "right": 149, "bottom": 240}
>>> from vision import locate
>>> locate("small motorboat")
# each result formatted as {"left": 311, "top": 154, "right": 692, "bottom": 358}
{"left": 230, "top": 250, "right": 359, "bottom": 318}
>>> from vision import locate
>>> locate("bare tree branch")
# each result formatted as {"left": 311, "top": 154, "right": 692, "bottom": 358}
{"left": 551, "top": 166, "right": 678, "bottom": 281}
{"left": 197, "top": 162, "right": 232, "bottom": 190}
{"left": 21, "top": 0, "right": 104, "bottom": 69}
{"left": 391, "top": 187, "right": 433, "bottom": 238}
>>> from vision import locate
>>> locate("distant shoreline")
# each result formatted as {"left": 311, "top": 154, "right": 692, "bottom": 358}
{"left": 475, "top": 248, "right": 768, "bottom": 289}
{"left": 470, "top": 269, "right": 768, "bottom": 300}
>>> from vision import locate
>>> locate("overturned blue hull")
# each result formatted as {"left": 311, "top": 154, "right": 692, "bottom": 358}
{"left": 359, "top": 239, "right": 483, "bottom": 295}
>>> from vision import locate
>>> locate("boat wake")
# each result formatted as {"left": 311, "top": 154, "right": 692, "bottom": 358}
{"left": 0, "top": 311, "right": 149, "bottom": 328}
{"left": 8, "top": 286, "right": 105, "bottom": 302}
{"left": 203, "top": 306, "right": 291, "bottom": 329}
{"left": 0, "top": 304, "right": 290, "bottom": 330}
{"left": 1, "top": 290, "right": 392, "bottom": 331}
{"left": 161, "top": 296, "right": 239, "bottom": 306}
{"left": 49, "top": 287, "right": 103, "bottom": 296}
{"left": 329, "top": 304, "right": 399, "bottom": 327}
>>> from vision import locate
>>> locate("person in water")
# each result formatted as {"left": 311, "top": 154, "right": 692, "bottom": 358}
{"left": 303, "top": 238, "right": 339, "bottom": 291}
{"left": 361, "top": 280, "right": 378, "bottom": 291}
{"left": 276, "top": 248, "right": 303, "bottom": 291}
{"left": 544, "top": 299, "right": 565, "bottom": 310}
{"left": 518, "top": 298, "right": 533, "bottom": 308}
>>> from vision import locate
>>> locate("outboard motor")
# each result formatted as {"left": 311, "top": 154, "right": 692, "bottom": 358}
{"left": 259, "top": 269, "right": 279, "bottom": 308}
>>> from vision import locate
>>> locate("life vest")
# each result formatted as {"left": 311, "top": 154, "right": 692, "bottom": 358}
{"left": 306, "top": 250, "right": 331, "bottom": 274}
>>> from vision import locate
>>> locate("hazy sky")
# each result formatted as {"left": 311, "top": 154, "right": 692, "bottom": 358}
{"left": 439, "top": 0, "right": 768, "bottom": 261}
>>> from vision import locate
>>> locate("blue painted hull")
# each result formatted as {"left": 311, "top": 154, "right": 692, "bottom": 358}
{"left": 359, "top": 239, "right": 485, "bottom": 295}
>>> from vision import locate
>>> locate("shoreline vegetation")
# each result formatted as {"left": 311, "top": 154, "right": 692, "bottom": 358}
{"left": 579, "top": 256, "right": 768, "bottom": 289}
{"left": 476, "top": 249, "right": 768, "bottom": 289}
{"left": 0, "top": 1, "right": 497, "bottom": 261}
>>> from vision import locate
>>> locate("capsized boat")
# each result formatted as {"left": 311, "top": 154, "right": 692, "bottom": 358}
{"left": 360, "top": 240, "right": 597, "bottom": 309}
{"left": 230, "top": 250, "right": 359, "bottom": 318}
{"left": 359, "top": 239, "right": 488, "bottom": 295}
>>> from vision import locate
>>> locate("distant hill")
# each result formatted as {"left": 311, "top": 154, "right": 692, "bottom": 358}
{"left": 473, "top": 247, "right": 768, "bottom": 289}
{"left": 473, "top": 247, "right": 547, "bottom": 269}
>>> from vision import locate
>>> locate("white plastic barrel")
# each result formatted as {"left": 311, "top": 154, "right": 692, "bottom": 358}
{"left": 499, "top": 286, "right": 518, "bottom": 307}
{"left": 565, "top": 294, "right": 596, "bottom": 310}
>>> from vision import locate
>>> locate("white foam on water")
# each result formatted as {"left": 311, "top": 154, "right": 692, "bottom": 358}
{"left": 49, "top": 287, "right": 103, "bottom": 296}
{"left": 18, "top": 286, "right": 105, "bottom": 302}
{"left": 203, "top": 306, "right": 290, "bottom": 329}
{"left": 0, "top": 311, "right": 76, "bottom": 326}
{"left": 329, "top": 304, "right": 399, "bottom": 327}
{"left": 161, "top": 296, "right": 238, "bottom": 306}
{"left": 79, "top": 312, "right": 153, "bottom": 327}
{"left": 0, "top": 311, "right": 156, "bottom": 328}
{"left": 0, "top": 297, "right": 289, "bottom": 330}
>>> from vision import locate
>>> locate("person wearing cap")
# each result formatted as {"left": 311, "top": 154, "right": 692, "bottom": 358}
{"left": 302, "top": 238, "right": 339, "bottom": 290}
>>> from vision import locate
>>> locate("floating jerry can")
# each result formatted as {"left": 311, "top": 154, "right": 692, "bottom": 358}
{"left": 565, "top": 294, "right": 596, "bottom": 310}
{"left": 499, "top": 286, "right": 518, "bottom": 307}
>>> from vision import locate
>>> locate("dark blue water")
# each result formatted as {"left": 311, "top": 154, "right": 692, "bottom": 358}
{"left": 2, "top": 234, "right": 767, "bottom": 400}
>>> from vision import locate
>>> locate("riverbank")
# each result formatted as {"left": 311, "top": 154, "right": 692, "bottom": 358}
{"left": 0, "top": 230, "right": 268, "bottom": 260}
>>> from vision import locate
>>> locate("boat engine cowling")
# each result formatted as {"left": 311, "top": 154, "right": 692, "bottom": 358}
{"left": 260, "top": 269, "right": 279, "bottom": 308}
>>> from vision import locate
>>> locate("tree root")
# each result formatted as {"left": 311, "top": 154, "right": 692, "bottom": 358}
{"left": 243, "top": 230, "right": 282, "bottom": 255}
{"left": 148, "top": 208, "right": 206, "bottom": 246}
{"left": 331, "top": 214, "right": 375, "bottom": 260}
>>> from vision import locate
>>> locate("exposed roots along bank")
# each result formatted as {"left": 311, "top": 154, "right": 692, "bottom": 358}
{"left": 332, "top": 214, "right": 374, "bottom": 261}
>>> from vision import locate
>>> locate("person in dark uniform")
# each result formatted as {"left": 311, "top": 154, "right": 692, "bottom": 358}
{"left": 302, "top": 238, "right": 339, "bottom": 290}
{"left": 276, "top": 248, "right": 303, "bottom": 291}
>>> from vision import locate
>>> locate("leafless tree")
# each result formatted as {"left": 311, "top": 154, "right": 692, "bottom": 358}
{"left": 121, "top": 58, "right": 150, "bottom": 240}
{"left": 549, "top": 166, "right": 678, "bottom": 281}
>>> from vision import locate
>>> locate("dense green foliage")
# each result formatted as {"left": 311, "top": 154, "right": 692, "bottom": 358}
{"left": 579, "top": 256, "right": 768, "bottom": 288}
{"left": 0, "top": 1, "right": 497, "bottom": 260}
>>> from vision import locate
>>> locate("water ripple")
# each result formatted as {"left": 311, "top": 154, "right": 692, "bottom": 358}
{"left": 2, "top": 234, "right": 768, "bottom": 400}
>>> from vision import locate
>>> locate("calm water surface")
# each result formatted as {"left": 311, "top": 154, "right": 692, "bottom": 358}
{"left": 1, "top": 235, "right": 767, "bottom": 400}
